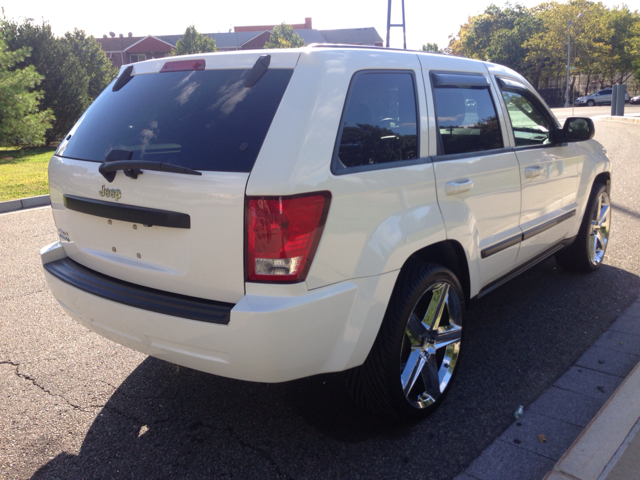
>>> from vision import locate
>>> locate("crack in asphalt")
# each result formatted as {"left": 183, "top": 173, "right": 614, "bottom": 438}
{"left": 0, "top": 360, "right": 105, "bottom": 413}
{"left": 2, "top": 362, "right": 180, "bottom": 428}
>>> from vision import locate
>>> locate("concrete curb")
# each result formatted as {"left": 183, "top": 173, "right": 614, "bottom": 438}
{"left": 598, "top": 115, "right": 640, "bottom": 124}
{"left": 0, "top": 195, "right": 50, "bottom": 214}
{"left": 456, "top": 297, "right": 640, "bottom": 480}
{"left": 546, "top": 362, "right": 640, "bottom": 480}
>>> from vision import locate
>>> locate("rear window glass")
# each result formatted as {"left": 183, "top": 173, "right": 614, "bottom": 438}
{"left": 57, "top": 68, "right": 293, "bottom": 172}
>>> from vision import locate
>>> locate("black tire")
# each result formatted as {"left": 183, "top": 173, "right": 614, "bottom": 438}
{"left": 587, "top": 100, "right": 595, "bottom": 106}
{"left": 555, "top": 183, "right": 611, "bottom": 272}
{"left": 345, "top": 262, "right": 465, "bottom": 420}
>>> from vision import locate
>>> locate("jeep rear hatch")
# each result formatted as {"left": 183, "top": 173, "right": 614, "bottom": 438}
{"left": 48, "top": 52, "right": 298, "bottom": 304}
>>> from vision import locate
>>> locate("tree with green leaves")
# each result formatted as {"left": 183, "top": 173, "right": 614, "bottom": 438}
{"left": 63, "top": 29, "right": 117, "bottom": 98}
{"left": 632, "top": 19, "right": 640, "bottom": 86}
{"left": 172, "top": 25, "right": 217, "bottom": 55}
{"left": 447, "top": 4, "right": 542, "bottom": 83}
{"left": 525, "top": 0, "right": 611, "bottom": 92}
{"left": 446, "top": 1, "right": 639, "bottom": 93}
{"left": 421, "top": 43, "right": 441, "bottom": 53}
{"left": 1, "top": 19, "right": 116, "bottom": 145}
{"left": 600, "top": 6, "right": 640, "bottom": 86}
{"left": 264, "top": 23, "right": 305, "bottom": 49}
{"left": 0, "top": 39, "right": 53, "bottom": 146}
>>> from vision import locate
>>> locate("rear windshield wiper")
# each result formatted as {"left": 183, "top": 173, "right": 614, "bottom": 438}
{"left": 99, "top": 159, "right": 202, "bottom": 183}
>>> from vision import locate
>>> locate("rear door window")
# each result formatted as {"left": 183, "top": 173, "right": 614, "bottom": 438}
{"left": 57, "top": 68, "right": 293, "bottom": 173}
{"left": 332, "top": 71, "right": 419, "bottom": 173}
{"left": 431, "top": 72, "right": 503, "bottom": 156}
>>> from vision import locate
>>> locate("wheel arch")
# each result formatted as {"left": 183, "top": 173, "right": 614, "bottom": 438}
{"left": 401, "top": 240, "right": 471, "bottom": 306}
{"left": 594, "top": 171, "right": 611, "bottom": 193}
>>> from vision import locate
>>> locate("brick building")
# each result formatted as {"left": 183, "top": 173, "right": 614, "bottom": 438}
{"left": 96, "top": 18, "right": 383, "bottom": 68}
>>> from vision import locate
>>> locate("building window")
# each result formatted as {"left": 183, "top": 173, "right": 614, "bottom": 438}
{"left": 130, "top": 54, "right": 147, "bottom": 63}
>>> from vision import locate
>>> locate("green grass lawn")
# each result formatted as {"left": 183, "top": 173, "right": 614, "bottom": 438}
{"left": 0, "top": 147, "right": 55, "bottom": 202}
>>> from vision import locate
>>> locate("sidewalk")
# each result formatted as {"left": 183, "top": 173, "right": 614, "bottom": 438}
{"left": 547, "top": 359, "right": 640, "bottom": 480}
{"left": 598, "top": 114, "right": 640, "bottom": 124}
{"left": 551, "top": 110, "right": 640, "bottom": 124}
{"left": 457, "top": 298, "right": 640, "bottom": 480}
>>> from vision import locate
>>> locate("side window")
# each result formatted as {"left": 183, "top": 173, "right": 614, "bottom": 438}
{"left": 432, "top": 76, "right": 503, "bottom": 156}
{"left": 501, "top": 89, "right": 553, "bottom": 147}
{"left": 333, "top": 71, "right": 418, "bottom": 171}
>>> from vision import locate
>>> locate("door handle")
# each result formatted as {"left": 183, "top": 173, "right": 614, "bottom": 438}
{"left": 525, "top": 166, "right": 544, "bottom": 178}
{"left": 445, "top": 179, "right": 473, "bottom": 195}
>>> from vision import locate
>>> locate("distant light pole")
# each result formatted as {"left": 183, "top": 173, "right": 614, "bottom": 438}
{"left": 386, "top": 0, "right": 407, "bottom": 49}
{"left": 564, "top": 13, "right": 582, "bottom": 108}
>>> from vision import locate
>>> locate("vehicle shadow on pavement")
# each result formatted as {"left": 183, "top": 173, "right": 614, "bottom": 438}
{"left": 30, "top": 260, "right": 640, "bottom": 480}
{"left": 29, "top": 356, "right": 408, "bottom": 479}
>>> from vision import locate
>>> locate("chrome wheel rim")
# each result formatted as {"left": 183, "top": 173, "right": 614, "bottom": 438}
{"left": 589, "top": 190, "right": 611, "bottom": 266}
{"left": 400, "top": 282, "right": 462, "bottom": 409}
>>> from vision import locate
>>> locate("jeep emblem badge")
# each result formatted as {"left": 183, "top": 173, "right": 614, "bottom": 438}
{"left": 99, "top": 185, "right": 122, "bottom": 201}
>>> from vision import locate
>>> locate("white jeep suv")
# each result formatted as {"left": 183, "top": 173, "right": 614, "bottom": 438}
{"left": 41, "top": 46, "right": 611, "bottom": 420}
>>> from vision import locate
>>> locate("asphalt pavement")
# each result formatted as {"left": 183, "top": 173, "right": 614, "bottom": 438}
{"left": 1, "top": 118, "right": 639, "bottom": 479}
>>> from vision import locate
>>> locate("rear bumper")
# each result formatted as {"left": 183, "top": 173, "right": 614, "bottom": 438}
{"left": 44, "top": 257, "right": 233, "bottom": 324}
{"left": 41, "top": 241, "right": 398, "bottom": 382}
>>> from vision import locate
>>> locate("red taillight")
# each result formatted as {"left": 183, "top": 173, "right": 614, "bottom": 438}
{"left": 246, "top": 192, "right": 331, "bottom": 283}
{"left": 160, "top": 60, "right": 205, "bottom": 73}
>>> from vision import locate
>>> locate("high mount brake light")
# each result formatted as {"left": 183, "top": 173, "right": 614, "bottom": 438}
{"left": 246, "top": 192, "right": 331, "bottom": 283}
{"left": 160, "top": 60, "right": 205, "bottom": 73}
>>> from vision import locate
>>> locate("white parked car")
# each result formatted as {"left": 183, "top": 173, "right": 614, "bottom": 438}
{"left": 41, "top": 46, "right": 611, "bottom": 420}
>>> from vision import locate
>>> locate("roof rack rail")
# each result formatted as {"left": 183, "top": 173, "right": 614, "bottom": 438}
{"left": 305, "top": 43, "right": 447, "bottom": 55}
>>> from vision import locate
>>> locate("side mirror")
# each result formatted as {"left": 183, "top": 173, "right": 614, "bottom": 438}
{"left": 560, "top": 117, "right": 595, "bottom": 142}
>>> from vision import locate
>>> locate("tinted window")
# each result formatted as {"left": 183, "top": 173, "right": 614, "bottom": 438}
{"left": 334, "top": 72, "right": 418, "bottom": 170}
{"left": 57, "top": 69, "right": 293, "bottom": 172}
{"left": 600, "top": 89, "right": 612, "bottom": 95}
{"left": 433, "top": 85, "right": 503, "bottom": 155}
{"left": 501, "top": 90, "right": 553, "bottom": 147}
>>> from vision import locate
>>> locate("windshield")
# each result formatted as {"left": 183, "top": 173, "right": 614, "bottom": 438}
{"left": 57, "top": 68, "right": 293, "bottom": 173}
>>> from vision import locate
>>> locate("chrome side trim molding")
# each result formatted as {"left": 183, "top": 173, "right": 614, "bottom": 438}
{"left": 481, "top": 234, "right": 522, "bottom": 259}
{"left": 481, "top": 210, "right": 577, "bottom": 259}
{"left": 522, "top": 210, "right": 576, "bottom": 241}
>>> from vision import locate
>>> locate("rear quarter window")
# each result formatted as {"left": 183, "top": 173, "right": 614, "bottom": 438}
{"left": 332, "top": 70, "right": 419, "bottom": 173}
{"left": 57, "top": 68, "right": 293, "bottom": 173}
